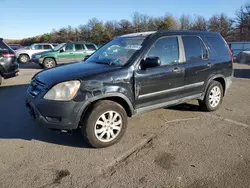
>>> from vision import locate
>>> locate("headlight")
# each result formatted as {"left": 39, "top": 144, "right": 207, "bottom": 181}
{"left": 44, "top": 81, "right": 80, "bottom": 101}
{"left": 35, "top": 54, "right": 41, "bottom": 58}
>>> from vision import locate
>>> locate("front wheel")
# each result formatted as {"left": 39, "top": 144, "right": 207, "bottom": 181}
{"left": 43, "top": 58, "right": 56, "bottom": 69}
{"left": 81, "top": 100, "right": 127, "bottom": 148}
{"left": 199, "top": 80, "right": 223, "bottom": 111}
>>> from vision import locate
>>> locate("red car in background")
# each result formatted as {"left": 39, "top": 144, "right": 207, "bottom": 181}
{"left": 8, "top": 44, "right": 23, "bottom": 51}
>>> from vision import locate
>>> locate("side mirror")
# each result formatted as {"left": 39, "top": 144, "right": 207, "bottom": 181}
{"left": 141, "top": 57, "right": 161, "bottom": 70}
{"left": 60, "top": 49, "right": 64, "bottom": 53}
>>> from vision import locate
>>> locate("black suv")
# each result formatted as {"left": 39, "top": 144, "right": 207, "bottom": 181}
{"left": 26, "top": 31, "right": 233, "bottom": 148}
{"left": 0, "top": 38, "right": 19, "bottom": 85}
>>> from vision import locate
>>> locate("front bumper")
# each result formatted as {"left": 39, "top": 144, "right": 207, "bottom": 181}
{"left": 25, "top": 93, "right": 86, "bottom": 130}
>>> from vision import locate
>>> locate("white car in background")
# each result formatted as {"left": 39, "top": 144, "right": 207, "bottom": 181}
{"left": 15, "top": 43, "right": 55, "bottom": 63}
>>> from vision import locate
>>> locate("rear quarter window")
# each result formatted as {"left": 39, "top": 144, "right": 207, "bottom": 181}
{"left": 205, "top": 36, "right": 230, "bottom": 56}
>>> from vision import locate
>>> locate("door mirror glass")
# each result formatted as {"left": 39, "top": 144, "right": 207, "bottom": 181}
{"left": 141, "top": 57, "right": 161, "bottom": 70}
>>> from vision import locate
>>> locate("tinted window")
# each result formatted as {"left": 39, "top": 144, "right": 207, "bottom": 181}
{"left": 0, "top": 41, "right": 11, "bottom": 51}
{"left": 34, "top": 45, "right": 43, "bottom": 50}
{"left": 65, "top": 43, "right": 74, "bottom": 51}
{"left": 85, "top": 44, "right": 96, "bottom": 51}
{"left": 75, "top": 44, "right": 84, "bottom": 51}
{"left": 206, "top": 36, "right": 230, "bottom": 56}
{"left": 147, "top": 37, "right": 179, "bottom": 65}
{"left": 43, "top": 45, "right": 52, "bottom": 49}
{"left": 182, "top": 36, "right": 206, "bottom": 61}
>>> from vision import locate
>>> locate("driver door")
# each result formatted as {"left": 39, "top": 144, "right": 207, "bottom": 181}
{"left": 57, "top": 43, "right": 75, "bottom": 64}
{"left": 134, "top": 36, "right": 186, "bottom": 109}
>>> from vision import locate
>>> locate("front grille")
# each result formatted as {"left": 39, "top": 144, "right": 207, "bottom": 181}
{"left": 28, "top": 79, "right": 46, "bottom": 97}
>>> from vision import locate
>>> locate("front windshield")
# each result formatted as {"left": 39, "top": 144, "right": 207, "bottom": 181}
{"left": 53, "top": 43, "right": 66, "bottom": 51}
{"left": 86, "top": 37, "right": 146, "bottom": 66}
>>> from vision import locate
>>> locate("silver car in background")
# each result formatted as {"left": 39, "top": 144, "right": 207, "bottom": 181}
{"left": 15, "top": 43, "right": 55, "bottom": 63}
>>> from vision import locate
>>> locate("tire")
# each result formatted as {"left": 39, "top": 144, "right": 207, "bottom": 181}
{"left": 18, "top": 54, "right": 30, "bottom": 64}
{"left": 199, "top": 80, "right": 223, "bottom": 112}
{"left": 81, "top": 100, "right": 128, "bottom": 148}
{"left": 43, "top": 58, "right": 56, "bottom": 69}
{"left": 0, "top": 75, "right": 2, "bottom": 85}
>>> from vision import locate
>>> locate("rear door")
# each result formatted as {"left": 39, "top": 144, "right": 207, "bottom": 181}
{"left": 57, "top": 43, "right": 75, "bottom": 64}
{"left": 74, "top": 43, "right": 86, "bottom": 62}
{"left": 181, "top": 36, "right": 211, "bottom": 96}
{"left": 134, "top": 36, "right": 186, "bottom": 109}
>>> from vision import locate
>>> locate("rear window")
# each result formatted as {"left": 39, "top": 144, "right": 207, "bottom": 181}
{"left": 85, "top": 44, "right": 96, "bottom": 51}
{"left": 0, "top": 41, "right": 12, "bottom": 51}
{"left": 205, "top": 36, "right": 230, "bottom": 56}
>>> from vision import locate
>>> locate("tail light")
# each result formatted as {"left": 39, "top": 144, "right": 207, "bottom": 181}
{"left": 2, "top": 52, "right": 15, "bottom": 57}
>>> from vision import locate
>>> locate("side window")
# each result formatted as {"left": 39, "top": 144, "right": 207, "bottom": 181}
{"left": 43, "top": 45, "right": 52, "bottom": 49}
{"left": 182, "top": 36, "right": 208, "bottom": 61}
{"left": 65, "top": 43, "right": 74, "bottom": 51}
{"left": 75, "top": 44, "right": 84, "bottom": 51}
{"left": 146, "top": 37, "right": 179, "bottom": 65}
{"left": 85, "top": 44, "right": 96, "bottom": 51}
{"left": 205, "top": 36, "right": 230, "bottom": 56}
{"left": 34, "top": 45, "right": 43, "bottom": 50}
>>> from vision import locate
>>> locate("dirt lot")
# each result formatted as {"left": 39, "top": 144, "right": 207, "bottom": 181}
{"left": 0, "top": 63, "right": 250, "bottom": 188}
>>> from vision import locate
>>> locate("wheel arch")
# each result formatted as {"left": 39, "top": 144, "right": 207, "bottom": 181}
{"left": 77, "top": 93, "right": 135, "bottom": 128}
{"left": 43, "top": 57, "right": 57, "bottom": 64}
{"left": 18, "top": 53, "right": 30, "bottom": 59}
{"left": 203, "top": 75, "right": 226, "bottom": 97}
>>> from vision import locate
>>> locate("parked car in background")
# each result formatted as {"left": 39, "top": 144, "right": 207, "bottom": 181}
{"left": 30, "top": 42, "right": 98, "bottom": 68}
{"left": 26, "top": 31, "right": 233, "bottom": 148}
{"left": 15, "top": 43, "right": 55, "bottom": 64}
{"left": 236, "top": 51, "right": 250, "bottom": 64}
{"left": 228, "top": 41, "right": 250, "bottom": 58}
{"left": 0, "top": 38, "right": 19, "bottom": 85}
{"left": 8, "top": 44, "right": 23, "bottom": 51}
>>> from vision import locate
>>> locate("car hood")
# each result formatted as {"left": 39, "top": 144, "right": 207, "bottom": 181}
{"left": 34, "top": 62, "right": 120, "bottom": 87}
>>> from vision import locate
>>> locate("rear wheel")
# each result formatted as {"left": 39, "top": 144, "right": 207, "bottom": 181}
{"left": 199, "top": 80, "right": 223, "bottom": 111}
{"left": 43, "top": 58, "right": 56, "bottom": 69}
{"left": 81, "top": 100, "right": 127, "bottom": 148}
{"left": 19, "top": 54, "right": 30, "bottom": 64}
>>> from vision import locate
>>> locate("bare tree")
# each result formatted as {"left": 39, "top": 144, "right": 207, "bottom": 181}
{"left": 208, "top": 14, "right": 233, "bottom": 40}
{"left": 191, "top": 16, "right": 207, "bottom": 30}
{"left": 179, "top": 14, "right": 192, "bottom": 30}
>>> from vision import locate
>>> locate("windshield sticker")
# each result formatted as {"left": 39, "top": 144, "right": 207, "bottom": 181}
{"left": 125, "top": 45, "right": 142, "bottom": 50}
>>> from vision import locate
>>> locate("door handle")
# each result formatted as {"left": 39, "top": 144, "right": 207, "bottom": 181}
{"left": 207, "top": 62, "right": 212, "bottom": 67}
{"left": 172, "top": 67, "right": 181, "bottom": 73}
